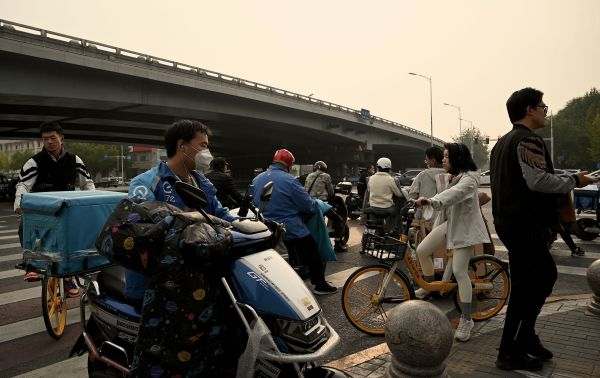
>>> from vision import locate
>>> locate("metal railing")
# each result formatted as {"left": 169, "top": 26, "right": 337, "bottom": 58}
{"left": 0, "top": 19, "right": 443, "bottom": 144}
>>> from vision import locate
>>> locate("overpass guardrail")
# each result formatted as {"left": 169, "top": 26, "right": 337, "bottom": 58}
{"left": 0, "top": 18, "right": 443, "bottom": 145}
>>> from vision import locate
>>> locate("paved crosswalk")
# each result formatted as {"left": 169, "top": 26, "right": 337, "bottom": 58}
{"left": 0, "top": 215, "right": 598, "bottom": 377}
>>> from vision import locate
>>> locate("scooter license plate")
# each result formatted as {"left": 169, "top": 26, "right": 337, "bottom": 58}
{"left": 255, "top": 359, "right": 281, "bottom": 378}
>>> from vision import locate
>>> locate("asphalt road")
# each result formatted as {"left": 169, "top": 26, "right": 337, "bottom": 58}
{"left": 0, "top": 188, "right": 598, "bottom": 376}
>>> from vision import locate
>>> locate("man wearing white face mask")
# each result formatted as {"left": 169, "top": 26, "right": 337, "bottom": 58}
{"left": 193, "top": 146, "right": 213, "bottom": 174}
{"left": 124, "top": 119, "right": 235, "bottom": 302}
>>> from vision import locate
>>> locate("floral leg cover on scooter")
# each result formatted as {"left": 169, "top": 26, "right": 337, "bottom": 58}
{"left": 96, "top": 198, "right": 245, "bottom": 377}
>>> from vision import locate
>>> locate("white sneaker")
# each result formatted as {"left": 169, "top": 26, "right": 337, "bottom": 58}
{"left": 455, "top": 317, "right": 474, "bottom": 341}
{"left": 415, "top": 288, "right": 430, "bottom": 299}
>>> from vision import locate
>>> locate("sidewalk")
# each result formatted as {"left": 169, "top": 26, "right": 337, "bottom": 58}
{"left": 327, "top": 294, "right": 600, "bottom": 377}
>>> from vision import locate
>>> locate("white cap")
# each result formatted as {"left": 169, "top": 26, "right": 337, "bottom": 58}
{"left": 376, "top": 157, "right": 392, "bottom": 169}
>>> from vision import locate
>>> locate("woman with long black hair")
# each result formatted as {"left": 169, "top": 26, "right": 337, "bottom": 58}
{"left": 414, "top": 142, "right": 490, "bottom": 342}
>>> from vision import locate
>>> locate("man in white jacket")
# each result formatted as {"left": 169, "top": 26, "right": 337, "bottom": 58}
{"left": 366, "top": 157, "right": 403, "bottom": 235}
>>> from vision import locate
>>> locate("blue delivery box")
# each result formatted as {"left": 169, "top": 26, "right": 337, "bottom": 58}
{"left": 21, "top": 190, "right": 127, "bottom": 276}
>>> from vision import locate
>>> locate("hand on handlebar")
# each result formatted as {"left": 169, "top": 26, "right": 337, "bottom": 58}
{"left": 414, "top": 197, "right": 430, "bottom": 207}
{"left": 576, "top": 171, "right": 599, "bottom": 187}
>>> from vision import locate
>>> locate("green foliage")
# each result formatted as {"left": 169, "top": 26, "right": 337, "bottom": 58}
{"left": 538, "top": 88, "right": 600, "bottom": 169}
{"left": 8, "top": 150, "right": 34, "bottom": 171}
{"left": 66, "top": 142, "right": 131, "bottom": 177}
{"left": 452, "top": 127, "right": 490, "bottom": 170}
{"left": 0, "top": 142, "right": 133, "bottom": 178}
{"left": 0, "top": 152, "right": 10, "bottom": 172}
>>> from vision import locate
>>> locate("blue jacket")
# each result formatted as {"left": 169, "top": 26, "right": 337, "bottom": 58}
{"left": 124, "top": 161, "right": 235, "bottom": 300}
{"left": 252, "top": 163, "right": 317, "bottom": 239}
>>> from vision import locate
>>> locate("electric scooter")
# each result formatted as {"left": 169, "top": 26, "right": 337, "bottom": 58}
{"left": 70, "top": 182, "right": 348, "bottom": 377}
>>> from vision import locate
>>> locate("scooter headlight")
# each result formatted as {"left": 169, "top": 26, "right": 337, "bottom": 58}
{"left": 274, "top": 313, "right": 329, "bottom": 350}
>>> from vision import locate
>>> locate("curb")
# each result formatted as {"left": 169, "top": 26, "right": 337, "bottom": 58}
{"left": 326, "top": 293, "right": 593, "bottom": 371}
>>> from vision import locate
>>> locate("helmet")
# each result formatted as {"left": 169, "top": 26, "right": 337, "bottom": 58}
{"left": 273, "top": 149, "right": 295, "bottom": 168}
{"left": 313, "top": 160, "right": 327, "bottom": 170}
{"left": 376, "top": 157, "right": 392, "bottom": 170}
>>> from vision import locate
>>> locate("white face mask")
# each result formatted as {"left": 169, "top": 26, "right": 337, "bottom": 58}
{"left": 194, "top": 148, "right": 213, "bottom": 170}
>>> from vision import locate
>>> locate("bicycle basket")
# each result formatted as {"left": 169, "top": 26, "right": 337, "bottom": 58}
{"left": 363, "top": 233, "right": 407, "bottom": 260}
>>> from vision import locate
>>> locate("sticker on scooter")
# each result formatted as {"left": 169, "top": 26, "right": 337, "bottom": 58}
{"left": 247, "top": 271, "right": 270, "bottom": 290}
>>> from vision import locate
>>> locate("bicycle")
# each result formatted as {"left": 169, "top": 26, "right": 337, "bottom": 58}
{"left": 17, "top": 252, "right": 112, "bottom": 340}
{"left": 14, "top": 263, "right": 69, "bottom": 340}
{"left": 341, "top": 201, "right": 510, "bottom": 336}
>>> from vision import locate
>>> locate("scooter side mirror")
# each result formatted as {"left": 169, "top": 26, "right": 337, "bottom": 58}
{"left": 174, "top": 181, "right": 208, "bottom": 209}
{"left": 238, "top": 184, "right": 254, "bottom": 218}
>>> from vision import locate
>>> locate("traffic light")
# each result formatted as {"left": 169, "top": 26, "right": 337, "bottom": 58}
{"left": 485, "top": 136, "right": 490, "bottom": 144}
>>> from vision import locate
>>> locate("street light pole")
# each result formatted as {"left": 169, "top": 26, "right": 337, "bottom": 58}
{"left": 461, "top": 118, "right": 475, "bottom": 156}
{"left": 409, "top": 72, "right": 433, "bottom": 146}
{"left": 443, "top": 102, "right": 462, "bottom": 137}
{"left": 550, "top": 109, "right": 554, "bottom": 163}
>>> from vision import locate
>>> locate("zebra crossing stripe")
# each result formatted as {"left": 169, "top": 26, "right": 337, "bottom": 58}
{"left": 0, "top": 269, "right": 22, "bottom": 280}
{"left": 0, "top": 287, "right": 40, "bottom": 306}
{"left": 0, "top": 243, "right": 20, "bottom": 250}
{"left": 0, "top": 235, "right": 18, "bottom": 240}
{"left": 0, "top": 307, "right": 84, "bottom": 343}
{"left": 0, "top": 253, "right": 21, "bottom": 262}
{"left": 12, "top": 355, "right": 87, "bottom": 378}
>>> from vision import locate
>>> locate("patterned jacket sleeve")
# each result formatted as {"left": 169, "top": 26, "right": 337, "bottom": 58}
{"left": 75, "top": 155, "right": 95, "bottom": 190}
{"left": 517, "top": 136, "right": 575, "bottom": 193}
{"left": 14, "top": 158, "right": 37, "bottom": 212}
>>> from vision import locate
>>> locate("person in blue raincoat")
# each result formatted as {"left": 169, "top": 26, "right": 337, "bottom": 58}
{"left": 123, "top": 119, "right": 240, "bottom": 377}
{"left": 125, "top": 120, "right": 235, "bottom": 302}
{"left": 252, "top": 149, "right": 337, "bottom": 295}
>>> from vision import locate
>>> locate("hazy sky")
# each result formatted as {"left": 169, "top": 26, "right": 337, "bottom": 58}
{"left": 2, "top": 0, "right": 600, "bottom": 142}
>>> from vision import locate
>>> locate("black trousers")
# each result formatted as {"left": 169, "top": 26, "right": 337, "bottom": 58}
{"left": 284, "top": 235, "right": 327, "bottom": 286}
{"left": 496, "top": 224, "right": 557, "bottom": 356}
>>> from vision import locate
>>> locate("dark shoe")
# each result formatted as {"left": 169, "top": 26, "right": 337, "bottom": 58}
{"left": 527, "top": 336, "right": 553, "bottom": 360}
{"left": 313, "top": 282, "right": 338, "bottom": 295}
{"left": 334, "top": 243, "right": 348, "bottom": 252}
{"left": 495, "top": 354, "right": 543, "bottom": 371}
{"left": 571, "top": 247, "right": 585, "bottom": 257}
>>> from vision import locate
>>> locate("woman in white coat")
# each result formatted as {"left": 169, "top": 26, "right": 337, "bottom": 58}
{"left": 414, "top": 143, "right": 490, "bottom": 342}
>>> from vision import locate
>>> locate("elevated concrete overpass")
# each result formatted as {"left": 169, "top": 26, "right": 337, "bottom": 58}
{"left": 0, "top": 19, "right": 444, "bottom": 179}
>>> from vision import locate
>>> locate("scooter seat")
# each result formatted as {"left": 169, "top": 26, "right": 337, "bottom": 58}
{"left": 231, "top": 219, "right": 269, "bottom": 234}
{"left": 97, "top": 266, "right": 142, "bottom": 308}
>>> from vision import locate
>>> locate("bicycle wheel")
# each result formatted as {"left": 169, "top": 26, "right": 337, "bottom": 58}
{"left": 342, "top": 264, "right": 414, "bottom": 335}
{"left": 42, "top": 276, "right": 68, "bottom": 339}
{"left": 453, "top": 256, "right": 510, "bottom": 321}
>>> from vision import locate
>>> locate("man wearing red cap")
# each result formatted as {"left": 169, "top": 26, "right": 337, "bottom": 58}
{"left": 252, "top": 149, "right": 337, "bottom": 295}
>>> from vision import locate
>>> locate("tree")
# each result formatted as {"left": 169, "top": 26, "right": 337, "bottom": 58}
{"left": 452, "top": 127, "right": 490, "bottom": 170}
{"left": 66, "top": 142, "right": 131, "bottom": 178}
{"left": 587, "top": 113, "right": 600, "bottom": 166}
{"left": 538, "top": 88, "right": 600, "bottom": 170}
{"left": 8, "top": 150, "right": 34, "bottom": 172}
{"left": 0, "top": 151, "right": 10, "bottom": 172}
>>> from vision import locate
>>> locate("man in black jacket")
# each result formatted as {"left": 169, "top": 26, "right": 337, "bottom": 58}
{"left": 490, "top": 88, "right": 596, "bottom": 372}
{"left": 205, "top": 157, "right": 243, "bottom": 209}
{"left": 14, "top": 121, "right": 95, "bottom": 293}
